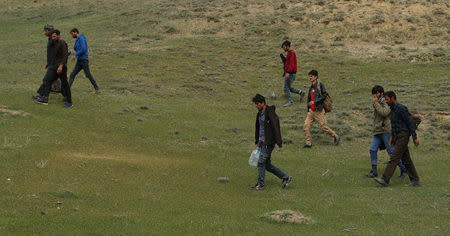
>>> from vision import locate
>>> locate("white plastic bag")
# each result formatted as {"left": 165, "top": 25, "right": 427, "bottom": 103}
{"left": 248, "top": 147, "right": 260, "bottom": 167}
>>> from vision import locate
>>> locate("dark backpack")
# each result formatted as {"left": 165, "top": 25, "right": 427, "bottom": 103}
{"left": 409, "top": 110, "right": 422, "bottom": 129}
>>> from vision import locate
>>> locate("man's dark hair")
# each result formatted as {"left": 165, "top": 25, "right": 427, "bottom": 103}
{"left": 281, "top": 40, "right": 291, "bottom": 48}
{"left": 44, "top": 24, "right": 54, "bottom": 30}
{"left": 384, "top": 91, "right": 396, "bottom": 100}
{"left": 252, "top": 94, "right": 266, "bottom": 104}
{"left": 308, "top": 70, "right": 318, "bottom": 77}
{"left": 51, "top": 29, "right": 61, "bottom": 35}
{"left": 70, "top": 28, "right": 79, "bottom": 34}
{"left": 372, "top": 85, "right": 384, "bottom": 95}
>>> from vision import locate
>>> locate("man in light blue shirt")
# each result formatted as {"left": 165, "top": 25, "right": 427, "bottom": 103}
{"left": 69, "top": 28, "right": 100, "bottom": 93}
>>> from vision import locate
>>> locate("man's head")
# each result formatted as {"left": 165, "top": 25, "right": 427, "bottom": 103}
{"left": 308, "top": 70, "right": 318, "bottom": 84}
{"left": 252, "top": 94, "right": 266, "bottom": 111}
{"left": 384, "top": 91, "right": 397, "bottom": 106}
{"left": 44, "top": 24, "right": 54, "bottom": 37}
{"left": 51, "top": 29, "right": 61, "bottom": 42}
{"left": 70, "top": 28, "right": 79, "bottom": 38}
{"left": 372, "top": 85, "right": 384, "bottom": 98}
{"left": 281, "top": 40, "right": 291, "bottom": 52}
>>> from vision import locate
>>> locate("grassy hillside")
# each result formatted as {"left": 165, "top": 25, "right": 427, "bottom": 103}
{"left": 0, "top": 0, "right": 449, "bottom": 234}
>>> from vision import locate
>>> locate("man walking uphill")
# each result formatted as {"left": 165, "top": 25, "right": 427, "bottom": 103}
{"left": 374, "top": 91, "right": 421, "bottom": 187}
{"left": 35, "top": 30, "right": 73, "bottom": 107}
{"left": 280, "top": 41, "right": 305, "bottom": 107}
{"left": 303, "top": 70, "right": 339, "bottom": 148}
{"left": 365, "top": 85, "right": 407, "bottom": 178}
{"left": 251, "top": 94, "right": 293, "bottom": 190}
{"left": 69, "top": 28, "right": 100, "bottom": 93}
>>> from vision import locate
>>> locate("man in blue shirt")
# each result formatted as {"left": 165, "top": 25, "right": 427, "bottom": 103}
{"left": 69, "top": 28, "right": 100, "bottom": 93}
{"left": 374, "top": 91, "right": 421, "bottom": 187}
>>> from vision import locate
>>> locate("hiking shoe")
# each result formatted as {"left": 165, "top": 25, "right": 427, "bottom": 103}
{"left": 299, "top": 91, "right": 306, "bottom": 102}
{"left": 373, "top": 178, "right": 389, "bottom": 187}
{"left": 364, "top": 171, "right": 378, "bottom": 178}
{"left": 63, "top": 102, "right": 73, "bottom": 108}
{"left": 406, "top": 181, "right": 421, "bottom": 187}
{"left": 250, "top": 184, "right": 264, "bottom": 190}
{"left": 34, "top": 97, "right": 48, "bottom": 105}
{"left": 398, "top": 171, "right": 408, "bottom": 178}
{"left": 302, "top": 144, "right": 312, "bottom": 148}
{"left": 333, "top": 135, "right": 340, "bottom": 146}
{"left": 282, "top": 176, "right": 293, "bottom": 189}
{"left": 283, "top": 102, "right": 293, "bottom": 107}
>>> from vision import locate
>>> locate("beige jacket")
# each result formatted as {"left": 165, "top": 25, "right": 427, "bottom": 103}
{"left": 373, "top": 97, "right": 391, "bottom": 135}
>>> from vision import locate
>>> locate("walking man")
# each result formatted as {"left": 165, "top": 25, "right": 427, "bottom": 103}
{"left": 365, "top": 85, "right": 407, "bottom": 178}
{"left": 69, "top": 28, "right": 100, "bottom": 93}
{"left": 251, "top": 94, "right": 293, "bottom": 190}
{"left": 281, "top": 40, "right": 305, "bottom": 107}
{"left": 35, "top": 30, "right": 73, "bottom": 107}
{"left": 34, "top": 24, "right": 65, "bottom": 99}
{"left": 303, "top": 70, "right": 339, "bottom": 148}
{"left": 374, "top": 91, "right": 421, "bottom": 187}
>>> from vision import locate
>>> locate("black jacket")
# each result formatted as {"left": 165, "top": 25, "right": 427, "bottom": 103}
{"left": 255, "top": 105, "right": 282, "bottom": 147}
{"left": 307, "top": 81, "right": 328, "bottom": 112}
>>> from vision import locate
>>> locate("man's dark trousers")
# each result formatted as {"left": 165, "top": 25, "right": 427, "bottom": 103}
{"left": 42, "top": 65, "right": 72, "bottom": 103}
{"left": 69, "top": 59, "right": 99, "bottom": 90}
{"left": 382, "top": 131, "right": 420, "bottom": 183}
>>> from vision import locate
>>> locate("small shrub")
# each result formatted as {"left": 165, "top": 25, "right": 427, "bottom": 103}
{"left": 432, "top": 8, "right": 445, "bottom": 16}
{"left": 432, "top": 48, "right": 445, "bottom": 57}
{"left": 371, "top": 14, "right": 385, "bottom": 24}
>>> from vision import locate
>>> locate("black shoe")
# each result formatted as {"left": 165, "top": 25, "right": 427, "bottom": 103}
{"left": 32, "top": 95, "right": 41, "bottom": 100}
{"left": 299, "top": 91, "right": 306, "bottom": 102}
{"left": 374, "top": 178, "right": 388, "bottom": 187}
{"left": 250, "top": 184, "right": 264, "bottom": 190}
{"left": 302, "top": 144, "right": 312, "bottom": 148}
{"left": 282, "top": 176, "right": 293, "bottom": 189}
{"left": 333, "top": 136, "right": 340, "bottom": 146}
{"left": 63, "top": 102, "right": 73, "bottom": 108}
{"left": 34, "top": 97, "right": 48, "bottom": 105}
{"left": 364, "top": 171, "right": 378, "bottom": 178}
{"left": 398, "top": 171, "right": 408, "bottom": 178}
{"left": 406, "top": 181, "right": 421, "bottom": 187}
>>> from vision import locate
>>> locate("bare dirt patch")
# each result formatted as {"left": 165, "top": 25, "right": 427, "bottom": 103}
{"left": 0, "top": 105, "right": 30, "bottom": 117}
{"left": 261, "top": 210, "right": 313, "bottom": 224}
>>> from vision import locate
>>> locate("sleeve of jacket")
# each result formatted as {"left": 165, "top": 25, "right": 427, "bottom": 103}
{"left": 373, "top": 102, "right": 390, "bottom": 117}
{"left": 255, "top": 113, "right": 259, "bottom": 144}
{"left": 268, "top": 111, "right": 282, "bottom": 147}
{"left": 401, "top": 106, "right": 417, "bottom": 140}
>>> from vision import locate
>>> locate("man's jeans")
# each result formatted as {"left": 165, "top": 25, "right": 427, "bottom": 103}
{"left": 370, "top": 133, "right": 406, "bottom": 172}
{"left": 283, "top": 73, "right": 300, "bottom": 103}
{"left": 69, "top": 59, "right": 99, "bottom": 90}
{"left": 257, "top": 144, "right": 288, "bottom": 187}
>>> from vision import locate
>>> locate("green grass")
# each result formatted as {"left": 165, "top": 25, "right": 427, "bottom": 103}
{"left": 0, "top": 0, "right": 449, "bottom": 234}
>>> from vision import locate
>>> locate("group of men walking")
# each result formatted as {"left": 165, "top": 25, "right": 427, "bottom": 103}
{"left": 250, "top": 40, "right": 420, "bottom": 190}
{"left": 33, "top": 24, "right": 99, "bottom": 107}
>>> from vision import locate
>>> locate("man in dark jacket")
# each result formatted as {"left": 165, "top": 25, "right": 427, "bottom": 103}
{"left": 251, "top": 94, "right": 292, "bottom": 190}
{"left": 303, "top": 70, "right": 339, "bottom": 148}
{"left": 35, "top": 30, "right": 73, "bottom": 107}
{"left": 365, "top": 85, "right": 407, "bottom": 178}
{"left": 374, "top": 91, "right": 421, "bottom": 187}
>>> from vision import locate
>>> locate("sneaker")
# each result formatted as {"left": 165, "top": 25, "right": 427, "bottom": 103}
{"left": 333, "top": 135, "right": 340, "bottom": 146}
{"left": 364, "top": 171, "right": 378, "bottom": 178}
{"left": 250, "top": 184, "right": 264, "bottom": 190}
{"left": 34, "top": 97, "right": 48, "bottom": 105}
{"left": 282, "top": 176, "right": 293, "bottom": 189}
{"left": 398, "top": 171, "right": 408, "bottom": 178}
{"left": 373, "top": 178, "right": 389, "bottom": 187}
{"left": 283, "top": 102, "right": 293, "bottom": 107}
{"left": 302, "top": 144, "right": 312, "bottom": 148}
{"left": 405, "top": 181, "right": 421, "bottom": 187}
{"left": 63, "top": 102, "right": 73, "bottom": 108}
{"left": 32, "top": 95, "right": 41, "bottom": 100}
{"left": 299, "top": 91, "right": 306, "bottom": 102}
